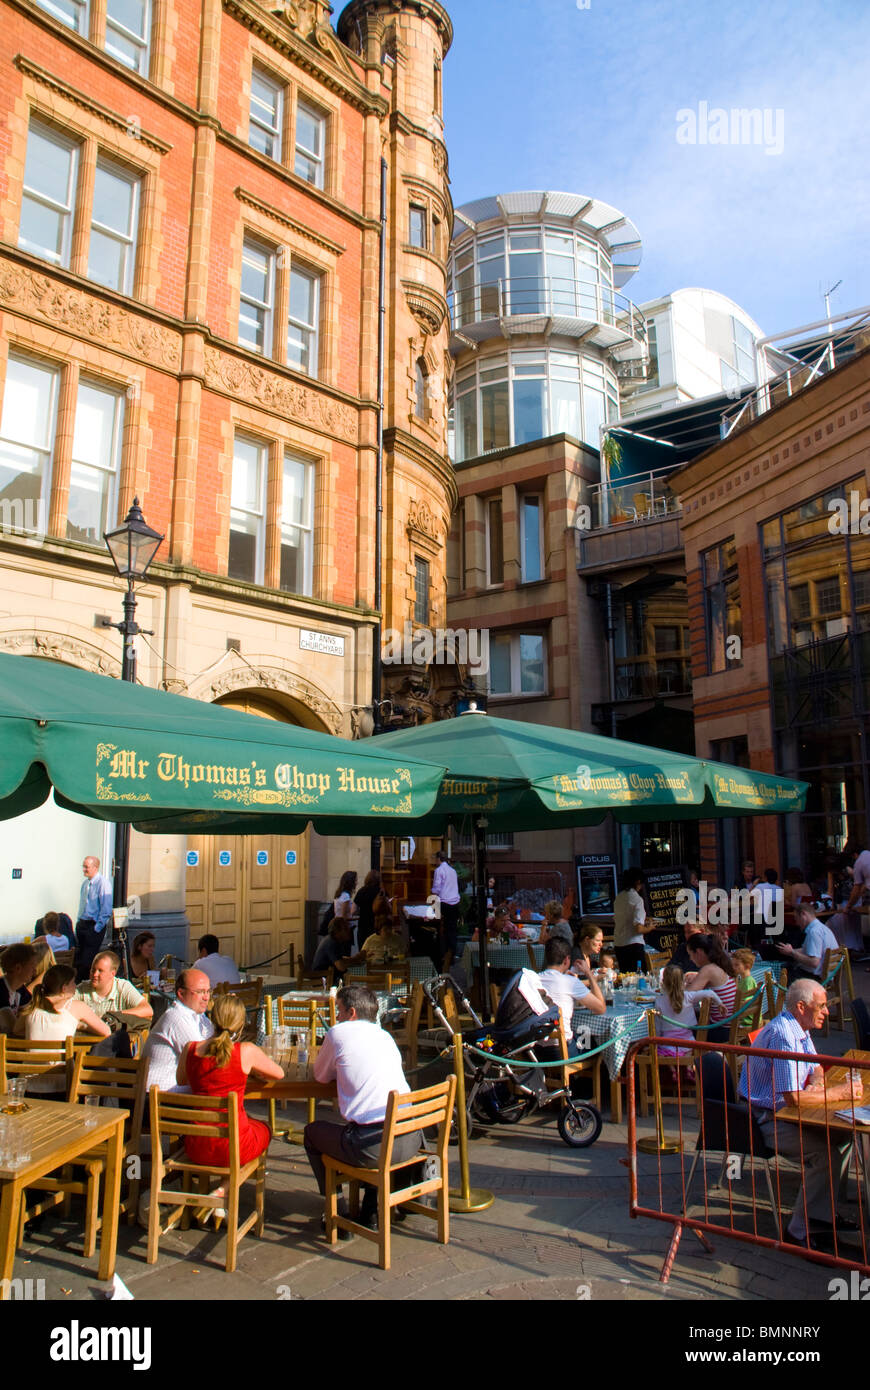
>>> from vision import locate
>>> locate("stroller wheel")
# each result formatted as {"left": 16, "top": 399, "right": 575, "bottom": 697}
{"left": 558, "top": 1101, "right": 602, "bottom": 1148}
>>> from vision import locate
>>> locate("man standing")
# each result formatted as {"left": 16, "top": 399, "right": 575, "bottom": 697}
{"left": 739, "top": 978, "right": 861, "bottom": 1247}
{"left": 142, "top": 968, "right": 215, "bottom": 1092}
{"left": 432, "top": 850, "right": 460, "bottom": 968}
{"left": 613, "top": 867, "right": 654, "bottom": 972}
{"left": 304, "top": 984, "right": 418, "bottom": 1231}
{"left": 76, "top": 855, "right": 113, "bottom": 979}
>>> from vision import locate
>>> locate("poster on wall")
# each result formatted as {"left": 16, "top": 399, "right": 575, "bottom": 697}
{"left": 644, "top": 865, "right": 688, "bottom": 954}
{"left": 576, "top": 855, "right": 618, "bottom": 917}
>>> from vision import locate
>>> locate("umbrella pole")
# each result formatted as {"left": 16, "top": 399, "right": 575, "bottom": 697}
{"left": 474, "top": 818, "right": 491, "bottom": 1022}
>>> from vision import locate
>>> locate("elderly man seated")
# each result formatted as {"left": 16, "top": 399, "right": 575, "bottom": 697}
{"left": 304, "top": 983, "right": 418, "bottom": 1232}
{"left": 142, "top": 968, "right": 215, "bottom": 1092}
{"left": 739, "top": 977, "right": 862, "bottom": 1248}
{"left": 196, "top": 934, "right": 241, "bottom": 986}
{"left": 776, "top": 901, "right": 839, "bottom": 982}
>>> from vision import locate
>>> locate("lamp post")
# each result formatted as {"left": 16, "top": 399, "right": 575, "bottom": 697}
{"left": 103, "top": 497, "right": 163, "bottom": 917}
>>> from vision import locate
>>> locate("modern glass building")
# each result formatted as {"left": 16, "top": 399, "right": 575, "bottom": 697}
{"left": 448, "top": 191, "right": 647, "bottom": 460}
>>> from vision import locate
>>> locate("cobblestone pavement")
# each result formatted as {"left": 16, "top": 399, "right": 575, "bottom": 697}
{"left": 13, "top": 1000, "right": 867, "bottom": 1303}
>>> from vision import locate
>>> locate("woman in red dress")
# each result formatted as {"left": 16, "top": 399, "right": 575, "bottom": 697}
{"left": 176, "top": 993, "right": 283, "bottom": 1169}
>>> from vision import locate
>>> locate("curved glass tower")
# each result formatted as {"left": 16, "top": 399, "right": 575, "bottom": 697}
{"left": 448, "top": 191, "right": 646, "bottom": 460}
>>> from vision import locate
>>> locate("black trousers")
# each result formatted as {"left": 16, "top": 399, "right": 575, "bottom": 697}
{"left": 615, "top": 943, "right": 646, "bottom": 972}
{"left": 75, "top": 919, "right": 107, "bottom": 980}
{"left": 304, "top": 1119, "right": 421, "bottom": 1215}
{"left": 438, "top": 902, "right": 459, "bottom": 968}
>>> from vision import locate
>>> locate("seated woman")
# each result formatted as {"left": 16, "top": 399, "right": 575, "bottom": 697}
{"left": 540, "top": 900, "right": 573, "bottom": 946}
{"left": 130, "top": 931, "right": 164, "bottom": 984}
{"left": 573, "top": 923, "right": 604, "bottom": 970}
{"left": 37, "top": 911, "right": 74, "bottom": 955}
{"left": 177, "top": 993, "right": 283, "bottom": 1180}
{"left": 360, "top": 915, "right": 407, "bottom": 966}
{"left": 684, "top": 932, "right": 738, "bottom": 1041}
{"left": 18, "top": 964, "right": 110, "bottom": 1091}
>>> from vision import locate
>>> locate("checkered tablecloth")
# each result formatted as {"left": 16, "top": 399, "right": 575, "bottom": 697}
{"left": 461, "top": 943, "right": 544, "bottom": 976}
{"left": 346, "top": 958, "right": 438, "bottom": 985}
{"left": 571, "top": 1000, "right": 653, "bottom": 1081}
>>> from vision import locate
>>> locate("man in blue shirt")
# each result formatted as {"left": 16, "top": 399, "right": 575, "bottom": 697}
{"left": 777, "top": 901, "right": 839, "bottom": 982}
{"left": 739, "top": 978, "right": 861, "bottom": 1246}
{"left": 75, "top": 855, "right": 113, "bottom": 980}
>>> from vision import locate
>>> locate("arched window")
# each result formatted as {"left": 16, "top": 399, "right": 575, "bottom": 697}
{"left": 414, "top": 359, "right": 427, "bottom": 419}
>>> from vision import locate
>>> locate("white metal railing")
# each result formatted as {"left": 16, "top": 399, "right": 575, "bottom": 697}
{"left": 588, "top": 466, "right": 681, "bottom": 529}
{"left": 448, "top": 276, "right": 647, "bottom": 347}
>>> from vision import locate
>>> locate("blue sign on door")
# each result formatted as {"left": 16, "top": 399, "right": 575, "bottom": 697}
{"left": 285, "top": 850, "right": 297, "bottom": 866}
{"left": 186, "top": 850, "right": 199, "bottom": 868}
{"left": 218, "top": 850, "right": 232, "bottom": 868}
{"left": 256, "top": 850, "right": 269, "bottom": 867}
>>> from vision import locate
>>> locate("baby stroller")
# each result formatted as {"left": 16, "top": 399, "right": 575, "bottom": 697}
{"left": 423, "top": 971, "right": 602, "bottom": 1149}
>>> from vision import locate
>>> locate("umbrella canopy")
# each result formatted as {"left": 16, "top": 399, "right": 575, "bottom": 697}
{"left": 295, "top": 711, "right": 808, "bottom": 835}
{"left": 0, "top": 653, "right": 445, "bottom": 831}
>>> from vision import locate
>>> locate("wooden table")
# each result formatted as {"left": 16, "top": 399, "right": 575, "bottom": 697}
{"left": 245, "top": 1078, "right": 337, "bottom": 1102}
{"left": 0, "top": 1097, "right": 125, "bottom": 1298}
{"left": 777, "top": 1049, "right": 870, "bottom": 1209}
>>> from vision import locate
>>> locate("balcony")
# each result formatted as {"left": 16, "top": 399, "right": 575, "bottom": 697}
{"left": 448, "top": 277, "right": 647, "bottom": 361}
{"left": 589, "top": 466, "right": 681, "bottom": 529}
{"left": 614, "top": 657, "right": 692, "bottom": 702}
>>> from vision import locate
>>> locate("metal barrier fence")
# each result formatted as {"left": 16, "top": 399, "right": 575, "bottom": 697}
{"left": 626, "top": 1037, "right": 870, "bottom": 1284}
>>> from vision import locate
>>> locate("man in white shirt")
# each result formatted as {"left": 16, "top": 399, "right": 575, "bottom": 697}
{"left": 142, "top": 968, "right": 215, "bottom": 1092}
{"left": 777, "top": 902, "right": 840, "bottom": 981}
{"left": 749, "top": 869, "right": 785, "bottom": 946}
{"left": 613, "top": 868, "right": 653, "bottom": 971}
{"left": 538, "top": 938, "right": 605, "bottom": 1056}
{"left": 304, "top": 983, "right": 419, "bottom": 1230}
{"left": 196, "top": 934, "right": 241, "bottom": 986}
{"left": 432, "top": 850, "right": 461, "bottom": 967}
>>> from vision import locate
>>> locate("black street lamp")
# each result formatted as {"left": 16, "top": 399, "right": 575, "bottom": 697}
{"left": 103, "top": 497, "right": 163, "bottom": 919}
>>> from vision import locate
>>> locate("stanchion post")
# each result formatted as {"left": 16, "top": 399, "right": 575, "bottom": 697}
{"left": 448, "top": 1032, "right": 494, "bottom": 1213}
{"left": 637, "top": 1010, "right": 682, "bottom": 1155}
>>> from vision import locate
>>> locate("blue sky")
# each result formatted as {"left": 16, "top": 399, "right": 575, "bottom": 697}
{"left": 442, "top": 0, "right": 869, "bottom": 337}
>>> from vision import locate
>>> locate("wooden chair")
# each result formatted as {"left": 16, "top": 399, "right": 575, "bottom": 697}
{"left": 384, "top": 962, "right": 411, "bottom": 992}
{"left": 272, "top": 997, "right": 319, "bottom": 1130}
{"left": 324, "top": 1075, "right": 456, "bottom": 1270}
{"left": 53, "top": 949, "right": 75, "bottom": 969}
{"left": 0, "top": 1035, "right": 74, "bottom": 1091}
{"left": 68, "top": 1053, "right": 148, "bottom": 1239}
{"left": 213, "top": 978, "right": 263, "bottom": 1009}
{"left": 767, "top": 968, "right": 788, "bottom": 1019}
{"left": 389, "top": 981, "right": 426, "bottom": 1068}
{"left": 638, "top": 998, "right": 711, "bottom": 1118}
{"left": 644, "top": 949, "right": 670, "bottom": 975}
{"left": 297, "top": 964, "right": 334, "bottom": 990}
{"left": 525, "top": 941, "right": 538, "bottom": 969}
{"left": 146, "top": 1087, "right": 266, "bottom": 1274}
{"left": 820, "top": 947, "right": 848, "bottom": 1032}
{"left": 545, "top": 1020, "right": 602, "bottom": 1111}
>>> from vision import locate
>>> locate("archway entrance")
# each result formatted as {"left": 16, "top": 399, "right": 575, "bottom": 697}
{"left": 183, "top": 692, "right": 313, "bottom": 970}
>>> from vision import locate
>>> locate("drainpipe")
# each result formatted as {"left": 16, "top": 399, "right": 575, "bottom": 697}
{"left": 370, "top": 155, "right": 387, "bottom": 873}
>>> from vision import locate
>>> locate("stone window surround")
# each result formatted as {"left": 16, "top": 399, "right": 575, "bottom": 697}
{"left": 244, "top": 42, "right": 339, "bottom": 200}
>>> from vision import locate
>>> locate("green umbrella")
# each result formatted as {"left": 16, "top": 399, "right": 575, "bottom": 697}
{"left": 287, "top": 709, "right": 808, "bottom": 835}
{"left": 0, "top": 653, "right": 445, "bottom": 830}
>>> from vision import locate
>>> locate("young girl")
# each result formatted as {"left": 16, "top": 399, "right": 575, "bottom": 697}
{"left": 654, "top": 964, "right": 720, "bottom": 1080}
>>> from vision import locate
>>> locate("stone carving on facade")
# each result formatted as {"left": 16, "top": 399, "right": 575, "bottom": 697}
{"left": 406, "top": 498, "right": 442, "bottom": 546}
{"left": 193, "top": 663, "right": 343, "bottom": 734}
{"left": 402, "top": 280, "right": 446, "bottom": 338}
{"left": 0, "top": 631, "right": 121, "bottom": 677}
{"left": 203, "top": 347, "right": 357, "bottom": 442}
{"left": 160, "top": 678, "right": 189, "bottom": 695}
{"left": 0, "top": 260, "right": 181, "bottom": 370}
{"left": 350, "top": 705, "right": 375, "bottom": 739}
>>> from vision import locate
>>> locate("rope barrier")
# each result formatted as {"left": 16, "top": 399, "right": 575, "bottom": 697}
{"left": 239, "top": 948, "right": 293, "bottom": 971}
{"left": 462, "top": 1010, "right": 653, "bottom": 1068}
{"left": 654, "top": 983, "right": 766, "bottom": 1031}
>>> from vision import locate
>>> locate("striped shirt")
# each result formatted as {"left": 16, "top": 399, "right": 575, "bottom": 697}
{"left": 737, "top": 1009, "right": 817, "bottom": 1112}
{"left": 710, "top": 975, "right": 737, "bottom": 1022}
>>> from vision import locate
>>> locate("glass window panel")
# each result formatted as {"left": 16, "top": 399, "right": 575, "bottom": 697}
{"left": 489, "top": 635, "right": 511, "bottom": 693}
{"left": 0, "top": 357, "right": 58, "bottom": 512}
{"left": 89, "top": 161, "right": 138, "bottom": 294}
{"left": 509, "top": 231, "right": 540, "bottom": 250}
{"left": 455, "top": 391, "right": 477, "bottom": 463}
{"left": 72, "top": 383, "right": 117, "bottom": 471}
{"left": 250, "top": 70, "right": 282, "bottom": 160}
{"left": 550, "top": 378, "right": 581, "bottom": 438}
{"left": 67, "top": 382, "right": 122, "bottom": 543}
{"left": 409, "top": 205, "right": 427, "bottom": 249}
{"left": 231, "top": 438, "right": 262, "bottom": 511}
{"left": 228, "top": 529, "right": 257, "bottom": 583}
{"left": 582, "top": 387, "right": 607, "bottom": 446}
{"left": 508, "top": 252, "right": 543, "bottom": 313}
{"left": 34, "top": 0, "right": 87, "bottom": 29}
{"left": 87, "top": 228, "right": 126, "bottom": 294}
{"left": 521, "top": 496, "right": 542, "bottom": 582}
{"left": 239, "top": 240, "right": 273, "bottom": 354}
{"left": 280, "top": 453, "right": 313, "bottom": 595}
{"left": 519, "top": 634, "right": 545, "bottom": 692}
{"left": 512, "top": 377, "right": 545, "bottom": 446}
{"left": 414, "top": 556, "right": 429, "bottom": 625}
{"left": 20, "top": 124, "right": 77, "bottom": 267}
{"left": 105, "top": 0, "right": 149, "bottom": 76}
{"left": 92, "top": 162, "right": 134, "bottom": 232}
{"left": 294, "top": 101, "right": 324, "bottom": 187}
{"left": 480, "top": 381, "right": 509, "bottom": 452}
{"left": 545, "top": 231, "right": 574, "bottom": 253}
{"left": 287, "top": 267, "right": 319, "bottom": 376}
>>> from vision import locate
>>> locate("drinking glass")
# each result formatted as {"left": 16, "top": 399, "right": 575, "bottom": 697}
{"left": 0, "top": 1117, "right": 9, "bottom": 1166}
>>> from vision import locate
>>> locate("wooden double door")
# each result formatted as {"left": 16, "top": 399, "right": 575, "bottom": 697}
{"left": 183, "top": 694, "right": 309, "bottom": 971}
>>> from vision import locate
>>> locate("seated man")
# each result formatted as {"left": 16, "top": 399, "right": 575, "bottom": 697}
{"left": 311, "top": 918, "right": 365, "bottom": 981}
{"left": 669, "top": 920, "right": 698, "bottom": 974}
{"left": 304, "top": 983, "right": 419, "bottom": 1231}
{"left": 738, "top": 978, "right": 862, "bottom": 1247}
{"left": 360, "top": 916, "right": 407, "bottom": 966}
{"left": 0, "top": 943, "right": 37, "bottom": 1013}
{"left": 196, "top": 934, "right": 241, "bottom": 986}
{"left": 142, "top": 968, "right": 215, "bottom": 1092}
{"left": 75, "top": 949, "right": 152, "bottom": 1056}
{"left": 537, "top": 938, "right": 605, "bottom": 1057}
{"left": 777, "top": 902, "right": 839, "bottom": 981}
